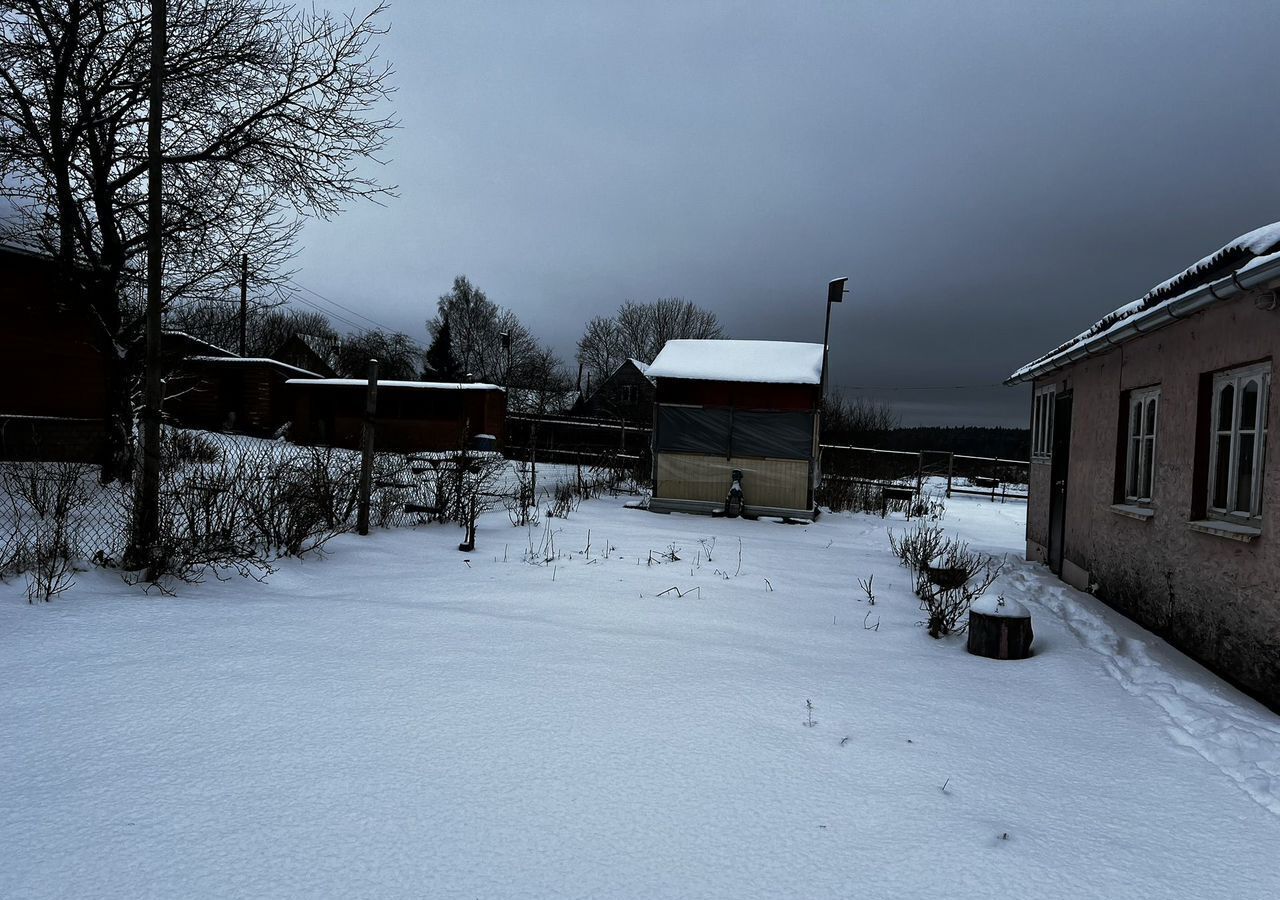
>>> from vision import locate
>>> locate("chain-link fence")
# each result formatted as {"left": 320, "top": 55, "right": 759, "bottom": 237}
{"left": 1, "top": 428, "right": 648, "bottom": 598}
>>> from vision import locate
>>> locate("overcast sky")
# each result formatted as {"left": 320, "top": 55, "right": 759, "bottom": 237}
{"left": 290, "top": 0, "right": 1280, "bottom": 426}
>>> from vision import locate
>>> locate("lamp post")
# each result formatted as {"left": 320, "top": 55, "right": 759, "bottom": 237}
{"left": 821, "top": 277, "right": 848, "bottom": 405}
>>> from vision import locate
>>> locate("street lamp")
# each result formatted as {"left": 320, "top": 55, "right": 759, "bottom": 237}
{"left": 821, "top": 277, "right": 848, "bottom": 404}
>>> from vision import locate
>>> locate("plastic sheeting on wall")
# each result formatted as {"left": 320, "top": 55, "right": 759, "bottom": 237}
{"left": 654, "top": 452, "right": 810, "bottom": 510}
{"left": 655, "top": 406, "right": 731, "bottom": 455}
{"left": 655, "top": 405, "right": 814, "bottom": 460}
{"left": 730, "top": 410, "right": 814, "bottom": 460}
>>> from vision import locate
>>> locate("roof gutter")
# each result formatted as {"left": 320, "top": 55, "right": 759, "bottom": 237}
{"left": 1005, "top": 254, "right": 1280, "bottom": 385}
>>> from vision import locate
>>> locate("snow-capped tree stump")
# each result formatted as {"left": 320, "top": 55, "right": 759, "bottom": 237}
{"left": 967, "top": 596, "right": 1033, "bottom": 660}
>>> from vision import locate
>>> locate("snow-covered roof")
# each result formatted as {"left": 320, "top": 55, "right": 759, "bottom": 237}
{"left": 162, "top": 330, "right": 240, "bottom": 358}
{"left": 185, "top": 356, "right": 322, "bottom": 378}
{"left": 1009, "top": 222, "right": 1280, "bottom": 384}
{"left": 286, "top": 378, "right": 504, "bottom": 392}
{"left": 647, "top": 340, "right": 824, "bottom": 385}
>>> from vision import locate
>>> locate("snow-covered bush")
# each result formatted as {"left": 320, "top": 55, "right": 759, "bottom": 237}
{"left": 889, "top": 521, "right": 1006, "bottom": 638}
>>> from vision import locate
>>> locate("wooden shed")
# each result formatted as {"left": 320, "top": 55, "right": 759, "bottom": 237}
{"left": 646, "top": 340, "right": 823, "bottom": 518}
{"left": 286, "top": 379, "right": 506, "bottom": 453}
{"left": 167, "top": 356, "right": 323, "bottom": 435}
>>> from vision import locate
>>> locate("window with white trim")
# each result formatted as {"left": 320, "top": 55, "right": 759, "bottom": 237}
{"left": 1124, "top": 387, "right": 1160, "bottom": 503}
{"left": 1032, "top": 386, "right": 1055, "bottom": 461}
{"left": 1208, "top": 363, "right": 1269, "bottom": 522}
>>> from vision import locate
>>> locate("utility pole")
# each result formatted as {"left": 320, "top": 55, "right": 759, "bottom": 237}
{"left": 239, "top": 253, "right": 248, "bottom": 356}
{"left": 357, "top": 358, "right": 379, "bottom": 536}
{"left": 129, "top": 0, "right": 167, "bottom": 575}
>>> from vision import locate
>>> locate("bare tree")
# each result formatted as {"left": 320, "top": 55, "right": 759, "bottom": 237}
{"left": 427, "top": 275, "right": 538, "bottom": 384}
{"left": 335, "top": 329, "right": 422, "bottom": 381}
{"left": 821, "top": 391, "right": 900, "bottom": 444}
{"left": 576, "top": 297, "right": 723, "bottom": 386}
{"left": 0, "top": 0, "right": 396, "bottom": 485}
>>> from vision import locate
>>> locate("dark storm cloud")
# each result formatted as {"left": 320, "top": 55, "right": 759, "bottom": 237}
{"left": 294, "top": 0, "right": 1280, "bottom": 425}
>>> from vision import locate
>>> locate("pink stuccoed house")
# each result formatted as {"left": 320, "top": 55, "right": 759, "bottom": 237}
{"left": 1007, "top": 223, "right": 1279, "bottom": 711}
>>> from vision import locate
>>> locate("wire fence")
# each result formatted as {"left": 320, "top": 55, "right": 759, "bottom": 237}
{"left": 2, "top": 416, "right": 1026, "bottom": 596}
{"left": 0, "top": 428, "right": 645, "bottom": 599}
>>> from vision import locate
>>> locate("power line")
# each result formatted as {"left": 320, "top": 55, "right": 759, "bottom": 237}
{"left": 282, "top": 279, "right": 426, "bottom": 352}
{"left": 272, "top": 284, "right": 372, "bottom": 335}
{"left": 832, "top": 383, "right": 1012, "bottom": 392}
{"left": 289, "top": 279, "right": 400, "bottom": 334}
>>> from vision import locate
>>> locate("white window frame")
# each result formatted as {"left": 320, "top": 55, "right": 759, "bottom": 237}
{"left": 1124, "top": 387, "right": 1160, "bottom": 504}
{"left": 1032, "top": 386, "right": 1056, "bottom": 461}
{"left": 1207, "top": 363, "right": 1269, "bottom": 523}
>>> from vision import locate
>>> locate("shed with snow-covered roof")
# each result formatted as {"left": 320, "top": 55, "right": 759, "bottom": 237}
{"left": 1006, "top": 221, "right": 1280, "bottom": 712}
{"left": 286, "top": 378, "right": 506, "bottom": 453}
{"left": 646, "top": 340, "right": 824, "bottom": 518}
{"left": 166, "top": 354, "right": 323, "bottom": 435}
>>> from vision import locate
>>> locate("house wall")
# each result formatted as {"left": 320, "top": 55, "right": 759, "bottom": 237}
{"left": 0, "top": 249, "right": 109, "bottom": 462}
{"left": 1028, "top": 291, "right": 1279, "bottom": 708}
{"left": 1, "top": 251, "right": 107, "bottom": 421}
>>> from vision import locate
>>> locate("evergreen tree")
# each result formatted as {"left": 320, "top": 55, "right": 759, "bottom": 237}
{"left": 425, "top": 315, "right": 461, "bottom": 379}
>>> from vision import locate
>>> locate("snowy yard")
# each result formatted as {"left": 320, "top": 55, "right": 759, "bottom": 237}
{"left": 2, "top": 491, "right": 1278, "bottom": 899}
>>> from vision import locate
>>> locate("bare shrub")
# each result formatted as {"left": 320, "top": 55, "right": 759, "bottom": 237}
{"left": 888, "top": 521, "right": 946, "bottom": 571}
{"left": 889, "top": 521, "right": 1006, "bottom": 638}
{"left": 507, "top": 460, "right": 538, "bottom": 526}
{"left": 9, "top": 463, "right": 94, "bottom": 601}
{"left": 442, "top": 448, "right": 508, "bottom": 551}
{"left": 545, "top": 480, "right": 581, "bottom": 519}
{"left": 243, "top": 446, "right": 361, "bottom": 558}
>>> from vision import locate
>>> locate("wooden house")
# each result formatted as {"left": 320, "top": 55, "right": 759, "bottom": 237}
{"left": 272, "top": 332, "right": 338, "bottom": 378}
{"left": 646, "top": 340, "right": 824, "bottom": 518}
{"left": 1007, "top": 221, "right": 1280, "bottom": 710}
{"left": 286, "top": 379, "right": 506, "bottom": 453}
{"left": 582, "top": 358, "right": 655, "bottom": 424}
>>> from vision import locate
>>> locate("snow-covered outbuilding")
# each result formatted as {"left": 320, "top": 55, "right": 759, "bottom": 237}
{"left": 1007, "top": 221, "right": 1280, "bottom": 711}
{"left": 286, "top": 378, "right": 506, "bottom": 453}
{"left": 646, "top": 340, "right": 823, "bottom": 518}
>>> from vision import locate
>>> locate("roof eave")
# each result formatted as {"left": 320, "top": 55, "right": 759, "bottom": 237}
{"left": 1005, "top": 254, "right": 1280, "bottom": 385}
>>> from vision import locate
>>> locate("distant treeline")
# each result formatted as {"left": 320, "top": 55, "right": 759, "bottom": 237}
{"left": 842, "top": 426, "right": 1031, "bottom": 460}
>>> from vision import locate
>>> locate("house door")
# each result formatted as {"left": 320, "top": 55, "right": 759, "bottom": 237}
{"left": 1047, "top": 393, "right": 1073, "bottom": 575}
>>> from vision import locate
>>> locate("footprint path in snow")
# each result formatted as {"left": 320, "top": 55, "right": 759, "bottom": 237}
{"left": 1007, "top": 562, "right": 1280, "bottom": 818}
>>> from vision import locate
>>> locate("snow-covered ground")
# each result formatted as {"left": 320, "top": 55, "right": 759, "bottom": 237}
{"left": 2, "top": 491, "right": 1278, "bottom": 899}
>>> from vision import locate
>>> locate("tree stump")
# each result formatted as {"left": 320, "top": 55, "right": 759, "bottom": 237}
{"left": 967, "top": 596, "right": 1033, "bottom": 659}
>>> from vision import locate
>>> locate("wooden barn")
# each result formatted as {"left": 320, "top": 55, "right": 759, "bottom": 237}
{"left": 646, "top": 340, "right": 824, "bottom": 518}
{"left": 286, "top": 379, "right": 506, "bottom": 453}
{"left": 167, "top": 355, "right": 323, "bottom": 435}
{"left": 0, "top": 244, "right": 109, "bottom": 462}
